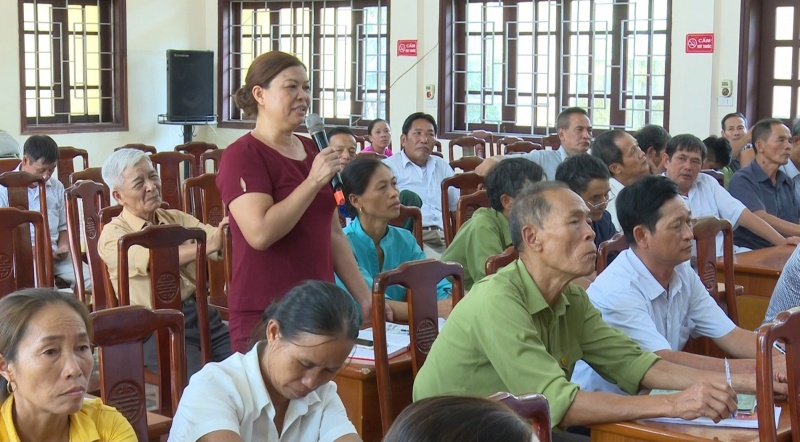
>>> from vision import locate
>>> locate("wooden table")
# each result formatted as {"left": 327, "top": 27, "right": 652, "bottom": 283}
{"left": 333, "top": 352, "right": 414, "bottom": 442}
{"left": 717, "top": 245, "right": 795, "bottom": 330}
{"left": 590, "top": 406, "right": 791, "bottom": 441}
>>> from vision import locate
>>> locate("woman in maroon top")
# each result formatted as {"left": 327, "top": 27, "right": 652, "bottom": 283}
{"left": 217, "top": 51, "right": 387, "bottom": 352}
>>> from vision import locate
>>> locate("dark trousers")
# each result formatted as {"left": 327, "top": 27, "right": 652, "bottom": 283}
{"left": 144, "top": 297, "right": 231, "bottom": 377}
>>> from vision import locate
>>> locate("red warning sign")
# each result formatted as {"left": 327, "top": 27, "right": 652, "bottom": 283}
{"left": 397, "top": 40, "right": 418, "bottom": 57}
{"left": 686, "top": 33, "right": 714, "bottom": 54}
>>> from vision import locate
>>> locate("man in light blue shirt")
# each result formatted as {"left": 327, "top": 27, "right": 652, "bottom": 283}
{"left": 0, "top": 135, "right": 90, "bottom": 291}
{"left": 475, "top": 107, "right": 593, "bottom": 180}
{"left": 779, "top": 118, "right": 800, "bottom": 204}
{"left": 572, "top": 175, "right": 778, "bottom": 395}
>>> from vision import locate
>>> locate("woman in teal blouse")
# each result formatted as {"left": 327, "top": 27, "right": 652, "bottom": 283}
{"left": 337, "top": 157, "right": 453, "bottom": 320}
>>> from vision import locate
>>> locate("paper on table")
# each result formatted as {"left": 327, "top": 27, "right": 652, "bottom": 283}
{"left": 646, "top": 406, "right": 781, "bottom": 429}
{"left": 349, "top": 318, "right": 448, "bottom": 361}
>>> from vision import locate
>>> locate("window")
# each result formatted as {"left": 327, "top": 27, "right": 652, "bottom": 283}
{"left": 18, "top": 0, "right": 127, "bottom": 133}
{"left": 440, "top": 0, "right": 671, "bottom": 136}
{"left": 219, "top": 0, "right": 389, "bottom": 129}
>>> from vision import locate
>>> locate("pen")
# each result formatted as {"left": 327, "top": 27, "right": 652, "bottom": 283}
{"left": 725, "top": 357, "right": 736, "bottom": 419}
{"left": 774, "top": 341, "right": 787, "bottom": 355}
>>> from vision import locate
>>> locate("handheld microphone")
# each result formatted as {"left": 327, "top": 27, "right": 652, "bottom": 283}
{"left": 305, "top": 113, "right": 345, "bottom": 205}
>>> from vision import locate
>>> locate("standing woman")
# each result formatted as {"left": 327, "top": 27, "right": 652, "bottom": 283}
{"left": 361, "top": 119, "right": 393, "bottom": 156}
{"left": 217, "top": 51, "right": 387, "bottom": 352}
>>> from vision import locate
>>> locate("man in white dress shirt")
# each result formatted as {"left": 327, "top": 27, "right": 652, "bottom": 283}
{"left": 0, "top": 135, "right": 90, "bottom": 290}
{"left": 779, "top": 118, "right": 800, "bottom": 204}
{"left": 474, "top": 107, "right": 593, "bottom": 180}
{"left": 590, "top": 129, "right": 650, "bottom": 231}
{"left": 661, "top": 133, "right": 797, "bottom": 256}
{"left": 571, "top": 175, "right": 784, "bottom": 395}
{"left": 383, "top": 112, "right": 458, "bottom": 256}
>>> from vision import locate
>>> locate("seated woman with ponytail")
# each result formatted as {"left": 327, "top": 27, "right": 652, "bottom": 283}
{"left": 168, "top": 281, "right": 361, "bottom": 442}
{"left": 336, "top": 157, "right": 454, "bottom": 320}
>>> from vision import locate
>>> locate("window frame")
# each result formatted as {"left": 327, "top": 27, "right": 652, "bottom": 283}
{"left": 438, "top": 0, "right": 672, "bottom": 139}
{"left": 17, "top": 0, "right": 128, "bottom": 134}
{"left": 217, "top": 0, "right": 390, "bottom": 131}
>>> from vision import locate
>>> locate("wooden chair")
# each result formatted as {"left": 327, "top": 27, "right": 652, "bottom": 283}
{"left": 116, "top": 144, "right": 157, "bottom": 154}
{"left": 354, "top": 135, "right": 368, "bottom": 152}
{"left": 454, "top": 189, "right": 491, "bottom": 235}
{"left": 200, "top": 149, "right": 224, "bottom": 173}
{"left": 64, "top": 180, "right": 111, "bottom": 309}
{"left": 488, "top": 392, "right": 552, "bottom": 442}
{"left": 700, "top": 169, "right": 725, "bottom": 187}
{"left": 91, "top": 305, "right": 186, "bottom": 442}
{"left": 0, "top": 158, "right": 20, "bottom": 173}
{"left": 69, "top": 167, "right": 108, "bottom": 194}
{"left": 0, "top": 208, "right": 50, "bottom": 297}
{"left": 182, "top": 173, "right": 229, "bottom": 319}
{"left": 449, "top": 136, "right": 487, "bottom": 161}
{"left": 543, "top": 134, "right": 560, "bottom": 150}
{"left": 149, "top": 151, "right": 195, "bottom": 211}
{"left": 117, "top": 224, "right": 212, "bottom": 365}
{"left": 485, "top": 246, "right": 518, "bottom": 276}
{"left": 388, "top": 205, "right": 424, "bottom": 248}
{"left": 469, "top": 130, "right": 495, "bottom": 157}
{"left": 505, "top": 141, "right": 543, "bottom": 154}
{"left": 372, "top": 259, "right": 465, "bottom": 434}
{"left": 56, "top": 147, "right": 89, "bottom": 188}
{"left": 431, "top": 151, "right": 444, "bottom": 159}
{"left": 449, "top": 155, "right": 484, "bottom": 173}
{"left": 693, "top": 217, "right": 739, "bottom": 324}
{"left": 432, "top": 139, "right": 443, "bottom": 154}
{"left": 596, "top": 232, "right": 628, "bottom": 274}
{"left": 756, "top": 307, "right": 800, "bottom": 442}
{"left": 175, "top": 141, "right": 218, "bottom": 176}
{"left": 441, "top": 172, "right": 485, "bottom": 246}
{"left": 0, "top": 171, "right": 54, "bottom": 285}
{"left": 496, "top": 136, "right": 523, "bottom": 154}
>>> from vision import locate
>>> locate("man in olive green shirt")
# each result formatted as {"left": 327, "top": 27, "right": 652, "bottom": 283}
{"left": 441, "top": 158, "right": 543, "bottom": 290}
{"left": 414, "top": 182, "right": 742, "bottom": 432}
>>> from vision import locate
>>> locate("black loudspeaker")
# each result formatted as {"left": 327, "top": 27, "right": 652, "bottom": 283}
{"left": 167, "top": 50, "right": 214, "bottom": 122}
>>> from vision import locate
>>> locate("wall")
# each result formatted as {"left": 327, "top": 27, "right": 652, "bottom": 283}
{"left": 0, "top": 0, "right": 209, "bottom": 167}
{"left": 0, "top": 0, "right": 744, "bottom": 164}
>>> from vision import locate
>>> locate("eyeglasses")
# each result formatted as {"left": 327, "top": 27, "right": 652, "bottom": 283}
{"left": 586, "top": 194, "right": 614, "bottom": 210}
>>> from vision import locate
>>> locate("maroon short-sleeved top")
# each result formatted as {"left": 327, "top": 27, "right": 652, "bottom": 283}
{"left": 217, "top": 133, "right": 336, "bottom": 315}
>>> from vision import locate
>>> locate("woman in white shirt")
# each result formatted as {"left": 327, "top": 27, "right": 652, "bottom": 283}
{"left": 168, "top": 281, "right": 361, "bottom": 442}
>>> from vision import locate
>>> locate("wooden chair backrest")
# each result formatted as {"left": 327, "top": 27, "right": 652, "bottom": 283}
{"left": 0, "top": 158, "right": 20, "bottom": 173}
{"left": 756, "top": 307, "right": 800, "bottom": 442}
{"left": 489, "top": 392, "right": 552, "bottom": 442}
{"left": 388, "top": 205, "right": 424, "bottom": 248}
{"left": 469, "top": 130, "right": 495, "bottom": 157}
{"left": 505, "top": 141, "right": 544, "bottom": 154}
{"left": 693, "top": 216, "right": 738, "bottom": 324}
{"left": 455, "top": 189, "right": 491, "bottom": 235}
{"left": 0, "top": 208, "right": 50, "bottom": 297}
{"left": 354, "top": 135, "right": 368, "bottom": 152}
{"left": 543, "top": 134, "right": 560, "bottom": 150}
{"left": 64, "top": 180, "right": 111, "bottom": 309}
{"left": 149, "top": 151, "right": 195, "bottom": 210}
{"left": 372, "top": 259, "right": 465, "bottom": 434}
{"left": 449, "top": 155, "right": 484, "bottom": 173}
{"left": 0, "top": 171, "right": 54, "bottom": 285}
{"left": 449, "top": 136, "right": 487, "bottom": 161}
{"left": 496, "top": 136, "right": 523, "bottom": 154}
{"left": 91, "top": 305, "right": 186, "bottom": 441}
{"left": 57, "top": 146, "right": 89, "bottom": 188}
{"left": 485, "top": 246, "right": 518, "bottom": 277}
{"left": 117, "top": 224, "right": 212, "bottom": 365}
{"left": 432, "top": 139, "right": 443, "bottom": 153}
{"left": 596, "top": 232, "right": 628, "bottom": 274}
{"left": 116, "top": 144, "right": 156, "bottom": 154}
{"left": 200, "top": 149, "right": 225, "bottom": 173}
{"left": 175, "top": 141, "right": 218, "bottom": 176}
{"left": 69, "top": 167, "right": 109, "bottom": 196}
{"left": 441, "top": 172, "right": 485, "bottom": 246}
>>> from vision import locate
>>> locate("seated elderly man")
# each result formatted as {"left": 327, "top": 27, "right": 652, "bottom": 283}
{"left": 555, "top": 154, "right": 617, "bottom": 249}
{"left": 440, "top": 158, "right": 543, "bottom": 291}
{"left": 0, "top": 135, "right": 90, "bottom": 291}
{"left": 98, "top": 149, "right": 231, "bottom": 376}
{"left": 572, "top": 175, "right": 785, "bottom": 396}
{"left": 413, "top": 181, "right": 755, "bottom": 439}
{"left": 661, "top": 134, "right": 797, "bottom": 256}
{"left": 729, "top": 118, "right": 800, "bottom": 249}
